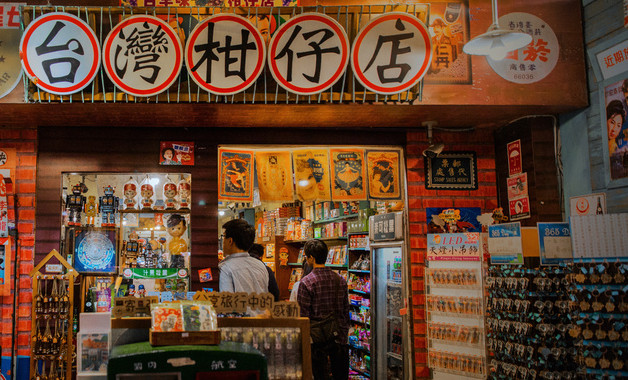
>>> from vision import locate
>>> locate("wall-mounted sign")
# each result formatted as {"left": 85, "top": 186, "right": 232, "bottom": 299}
{"left": 370, "top": 212, "right": 403, "bottom": 241}
{"left": 488, "top": 222, "right": 523, "bottom": 265}
{"left": 509, "top": 196, "right": 530, "bottom": 221}
{"left": 507, "top": 139, "right": 522, "bottom": 175}
{"left": 427, "top": 233, "right": 481, "bottom": 261}
{"left": 20, "top": 12, "right": 101, "bottom": 95}
{"left": 103, "top": 15, "right": 182, "bottom": 97}
{"left": 268, "top": 13, "right": 349, "bottom": 96}
{"left": 596, "top": 39, "right": 628, "bottom": 80}
{"left": 351, "top": 12, "right": 432, "bottom": 95}
{"left": 538, "top": 222, "right": 572, "bottom": 265}
{"left": 487, "top": 12, "right": 559, "bottom": 84}
{"left": 0, "top": 3, "right": 25, "bottom": 100}
{"left": 507, "top": 172, "right": 528, "bottom": 200}
{"left": 186, "top": 14, "right": 266, "bottom": 95}
{"left": 122, "top": 267, "right": 188, "bottom": 279}
{"left": 569, "top": 192, "right": 606, "bottom": 216}
{"left": 424, "top": 151, "right": 477, "bottom": 190}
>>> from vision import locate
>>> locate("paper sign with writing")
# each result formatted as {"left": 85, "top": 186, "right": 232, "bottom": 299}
{"left": 596, "top": 39, "right": 628, "bottom": 80}
{"left": 507, "top": 172, "right": 528, "bottom": 200}
{"left": 509, "top": 196, "right": 530, "bottom": 221}
{"left": 112, "top": 296, "right": 159, "bottom": 318}
{"left": 427, "top": 233, "right": 481, "bottom": 261}
{"left": 425, "top": 151, "right": 477, "bottom": 190}
{"left": 538, "top": 222, "right": 572, "bottom": 265}
{"left": 569, "top": 192, "right": 606, "bottom": 216}
{"left": 272, "top": 301, "right": 301, "bottom": 318}
{"left": 488, "top": 222, "right": 523, "bottom": 265}
{"left": 507, "top": 140, "right": 522, "bottom": 176}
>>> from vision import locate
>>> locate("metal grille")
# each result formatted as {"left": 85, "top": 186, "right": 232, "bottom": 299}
{"left": 21, "top": 4, "right": 429, "bottom": 104}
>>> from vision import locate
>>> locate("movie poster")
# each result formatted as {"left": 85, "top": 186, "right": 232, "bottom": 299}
{"left": 255, "top": 151, "right": 294, "bottom": 202}
{"left": 218, "top": 149, "right": 254, "bottom": 202}
{"left": 292, "top": 149, "right": 331, "bottom": 201}
{"left": 424, "top": 1, "right": 472, "bottom": 85}
{"left": 330, "top": 149, "right": 366, "bottom": 201}
{"left": 604, "top": 78, "right": 628, "bottom": 180}
{"left": 366, "top": 150, "right": 401, "bottom": 200}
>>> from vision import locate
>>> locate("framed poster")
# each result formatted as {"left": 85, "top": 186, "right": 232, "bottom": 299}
{"left": 292, "top": 149, "right": 331, "bottom": 201}
{"left": 330, "top": 148, "right": 366, "bottom": 201}
{"left": 73, "top": 228, "right": 117, "bottom": 274}
{"left": 218, "top": 148, "right": 254, "bottom": 202}
{"left": 366, "top": 150, "right": 401, "bottom": 200}
{"left": 255, "top": 151, "right": 294, "bottom": 202}
{"left": 425, "top": 151, "right": 478, "bottom": 190}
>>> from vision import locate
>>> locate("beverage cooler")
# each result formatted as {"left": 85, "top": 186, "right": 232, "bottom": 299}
{"left": 369, "top": 212, "right": 412, "bottom": 380}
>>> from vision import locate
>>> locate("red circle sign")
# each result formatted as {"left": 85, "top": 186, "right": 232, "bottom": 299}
{"left": 20, "top": 12, "right": 101, "bottom": 95}
{"left": 268, "top": 13, "right": 349, "bottom": 96}
{"left": 351, "top": 12, "right": 432, "bottom": 95}
{"left": 185, "top": 14, "right": 266, "bottom": 95}
{"left": 103, "top": 15, "right": 183, "bottom": 97}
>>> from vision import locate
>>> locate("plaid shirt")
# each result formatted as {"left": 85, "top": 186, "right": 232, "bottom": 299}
{"left": 297, "top": 267, "right": 350, "bottom": 340}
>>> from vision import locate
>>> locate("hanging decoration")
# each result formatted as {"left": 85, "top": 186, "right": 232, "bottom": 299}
{"left": 255, "top": 151, "right": 294, "bottom": 202}
{"left": 292, "top": 149, "right": 331, "bottom": 201}
{"left": 218, "top": 148, "right": 254, "bottom": 202}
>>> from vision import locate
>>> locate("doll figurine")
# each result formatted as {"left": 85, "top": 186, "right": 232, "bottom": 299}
{"left": 123, "top": 182, "right": 138, "bottom": 210}
{"left": 99, "top": 185, "right": 119, "bottom": 226}
{"left": 140, "top": 184, "right": 154, "bottom": 210}
{"left": 66, "top": 183, "right": 86, "bottom": 226}
{"left": 137, "top": 284, "right": 146, "bottom": 298}
{"left": 178, "top": 180, "right": 191, "bottom": 210}
{"left": 164, "top": 182, "right": 178, "bottom": 210}
{"left": 84, "top": 195, "right": 98, "bottom": 226}
{"left": 166, "top": 214, "right": 188, "bottom": 268}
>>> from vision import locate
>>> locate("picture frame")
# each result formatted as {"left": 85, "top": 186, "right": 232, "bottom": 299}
{"left": 77, "top": 332, "right": 109, "bottom": 374}
{"left": 73, "top": 227, "right": 117, "bottom": 274}
{"left": 424, "top": 151, "right": 478, "bottom": 190}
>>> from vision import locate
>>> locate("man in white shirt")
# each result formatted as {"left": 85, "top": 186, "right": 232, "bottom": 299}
{"left": 219, "top": 219, "right": 268, "bottom": 293}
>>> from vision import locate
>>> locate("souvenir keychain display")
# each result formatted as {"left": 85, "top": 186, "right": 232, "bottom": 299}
{"left": 569, "top": 260, "right": 628, "bottom": 378}
{"left": 486, "top": 264, "right": 577, "bottom": 380}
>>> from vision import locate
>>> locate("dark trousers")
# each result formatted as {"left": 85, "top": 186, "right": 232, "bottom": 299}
{"left": 311, "top": 342, "right": 349, "bottom": 380}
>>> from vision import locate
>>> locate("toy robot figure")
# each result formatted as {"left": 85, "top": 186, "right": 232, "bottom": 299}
{"left": 99, "top": 185, "right": 119, "bottom": 227}
{"left": 65, "top": 183, "right": 87, "bottom": 226}
{"left": 123, "top": 182, "right": 138, "bottom": 210}
{"left": 124, "top": 232, "right": 140, "bottom": 268}
{"left": 178, "top": 180, "right": 191, "bottom": 210}
{"left": 84, "top": 195, "right": 98, "bottom": 226}
{"left": 164, "top": 182, "right": 178, "bottom": 210}
{"left": 140, "top": 184, "right": 154, "bottom": 210}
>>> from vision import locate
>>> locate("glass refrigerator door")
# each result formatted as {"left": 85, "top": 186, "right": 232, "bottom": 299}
{"left": 372, "top": 245, "right": 405, "bottom": 380}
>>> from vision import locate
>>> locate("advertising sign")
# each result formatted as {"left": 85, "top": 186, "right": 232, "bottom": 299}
{"left": 427, "top": 233, "right": 481, "bottom": 261}
{"left": 424, "top": 151, "right": 477, "bottom": 190}
{"left": 569, "top": 192, "right": 606, "bottom": 216}
{"left": 538, "top": 222, "right": 572, "bottom": 265}
{"left": 509, "top": 196, "right": 530, "bottom": 221}
{"left": 507, "top": 139, "right": 522, "bottom": 175}
{"left": 0, "top": 3, "right": 25, "bottom": 100}
{"left": 488, "top": 222, "right": 523, "bottom": 264}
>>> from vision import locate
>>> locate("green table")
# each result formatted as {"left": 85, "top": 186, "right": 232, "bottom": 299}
{"left": 108, "top": 341, "right": 268, "bottom": 380}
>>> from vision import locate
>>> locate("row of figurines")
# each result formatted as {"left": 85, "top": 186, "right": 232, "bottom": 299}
{"left": 65, "top": 180, "right": 191, "bottom": 226}
{"left": 122, "top": 239, "right": 187, "bottom": 269}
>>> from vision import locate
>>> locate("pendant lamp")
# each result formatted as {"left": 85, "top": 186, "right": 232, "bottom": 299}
{"left": 462, "top": 0, "right": 532, "bottom": 61}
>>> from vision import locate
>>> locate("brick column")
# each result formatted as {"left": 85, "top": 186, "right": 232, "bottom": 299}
{"left": 406, "top": 128, "right": 497, "bottom": 379}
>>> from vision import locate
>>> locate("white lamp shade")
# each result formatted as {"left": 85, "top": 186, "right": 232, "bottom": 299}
{"left": 463, "top": 25, "right": 533, "bottom": 59}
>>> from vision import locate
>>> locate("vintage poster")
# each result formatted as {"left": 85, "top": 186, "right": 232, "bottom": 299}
{"left": 255, "top": 151, "right": 294, "bottom": 202}
{"left": 292, "top": 149, "right": 331, "bottom": 201}
{"left": 160, "top": 141, "right": 194, "bottom": 165}
{"left": 604, "top": 78, "right": 628, "bottom": 180}
{"left": 330, "top": 149, "right": 366, "bottom": 201}
{"left": 218, "top": 148, "right": 254, "bottom": 202}
{"left": 507, "top": 140, "right": 522, "bottom": 175}
{"left": 509, "top": 196, "right": 531, "bottom": 221}
{"left": 424, "top": 1, "right": 471, "bottom": 84}
{"left": 366, "top": 150, "right": 401, "bottom": 200}
{"left": 507, "top": 172, "right": 528, "bottom": 200}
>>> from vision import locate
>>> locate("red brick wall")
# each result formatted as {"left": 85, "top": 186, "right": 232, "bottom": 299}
{"left": 0, "top": 129, "right": 37, "bottom": 360}
{"left": 406, "top": 129, "right": 497, "bottom": 379}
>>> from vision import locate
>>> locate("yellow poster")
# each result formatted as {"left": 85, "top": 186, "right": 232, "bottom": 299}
{"left": 330, "top": 148, "right": 366, "bottom": 201}
{"left": 256, "top": 151, "right": 294, "bottom": 202}
{"left": 292, "top": 149, "right": 331, "bottom": 201}
{"left": 367, "top": 150, "right": 401, "bottom": 200}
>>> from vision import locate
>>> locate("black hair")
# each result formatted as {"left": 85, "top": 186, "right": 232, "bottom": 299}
{"left": 222, "top": 219, "right": 255, "bottom": 252}
{"left": 302, "top": 260, "right": 313, "bottom": 277}
{"left": 167, "top": 214, "right": 186, "bottom": 229}
{"left": 607, "top": 100, "right": 626, "bottom": 125}
{"left": 162, "top": 147, "right": 175, "bottom": 160}
{"left": 249, "top": 243, "right": 264, "bottom": 259}
{"left": 303, "top": 239, "right": 328, "bottom": 265}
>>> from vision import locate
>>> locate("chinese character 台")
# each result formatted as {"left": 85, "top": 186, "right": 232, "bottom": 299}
{"left": 35, "top": 21, "right": 85, "bottom": 84}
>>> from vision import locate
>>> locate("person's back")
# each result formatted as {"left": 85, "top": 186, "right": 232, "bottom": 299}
{"left": 219, "top": 219, "right": 268, "bottom": 293}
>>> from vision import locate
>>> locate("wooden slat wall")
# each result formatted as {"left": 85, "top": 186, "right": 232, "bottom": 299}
{"left": 36, "top": 126, "right": 405, "bottom": 290}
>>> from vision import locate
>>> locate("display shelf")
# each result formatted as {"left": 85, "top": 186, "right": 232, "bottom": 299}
{"left": 427, "top": 311, "right": 483, "bottom": 319}
{"left": 349, "top": 343, "right": 370, "bottom": 352}
{"left": 313, "top": 214, "right": 359, "bottom": 224}
{"left": 287, "top": 262, "right": 302, "bottom": 266}
{"left": 429, "top": 339, "right": 484, "bottom": 349}
{"left": 326, "top": 264, "right": 347, "bottom": 268}
{"left": 432, "top": 368, "right": 485, "bottom": 379}
{"left": 427, "top": 283, "right": 482, "bottom": 290}
{"left": 349, "top": 289, "right": 370, "bottom": 296}
{"left": 350, "top": 366, "right": 370, "bottom": 378}
{"left": 349, "top": 247, "right": 369, "bottom": 251}
{"left": 349, "top": 269, "right": 370, "bottom": 274}
{"left": 350, "top": 318, "right": 370, "bottom": 326}
{"left": 119, "top": 209, "right": 190, "bottom": 214}
{"left": 350, "top": 304, "right": 369, "bottom": 310}
{"left": 284, "top": 236, "right": 348, "bottom": 243}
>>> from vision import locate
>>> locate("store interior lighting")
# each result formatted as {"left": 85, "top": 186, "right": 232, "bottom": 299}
{"left": 422, "top": 121, "right": 445, "bottom": 158}
{"left": 462, "top": 0, "right": 532, "bottom": 60}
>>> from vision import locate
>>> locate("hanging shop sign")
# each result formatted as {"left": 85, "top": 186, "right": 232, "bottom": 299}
{"left": 351, "top": 12, "right": 432, "bottom": 95}
{"left": 103, "top": 15, "right": 182, "bottom": 97}
{"left": 218, "top": 148, "right": 254, "bottom": 202}
{"left": 424, "top": 151, "right": 478, "bottom": 190}
{"left": 538, "top": 222, "right": 572, "bottom": 265}
{"left": 185, "top": 14, "right": 266, "bottom": 95}
{"left": 366, "top": 150, "right": 401, "bottom": 200}
{"left": 507, "top": 139, "right": 522, "bottom": 175}
{"left": 488, "top": 222, "right": 523, "bottom": 265}
{"left": 268, "top": 13, "right": 350, "bottom": 96}
{"left": 0, "top": 3, "right": 24, "bottom": 100}
{"left": 20, "top": 12, "right": 101, "bottom": 95}
{"left": 427, "top": 233, "right": 481, "bottom": 261}
{"left": 487, "top": 12, "right": 559, "bottom": 84}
